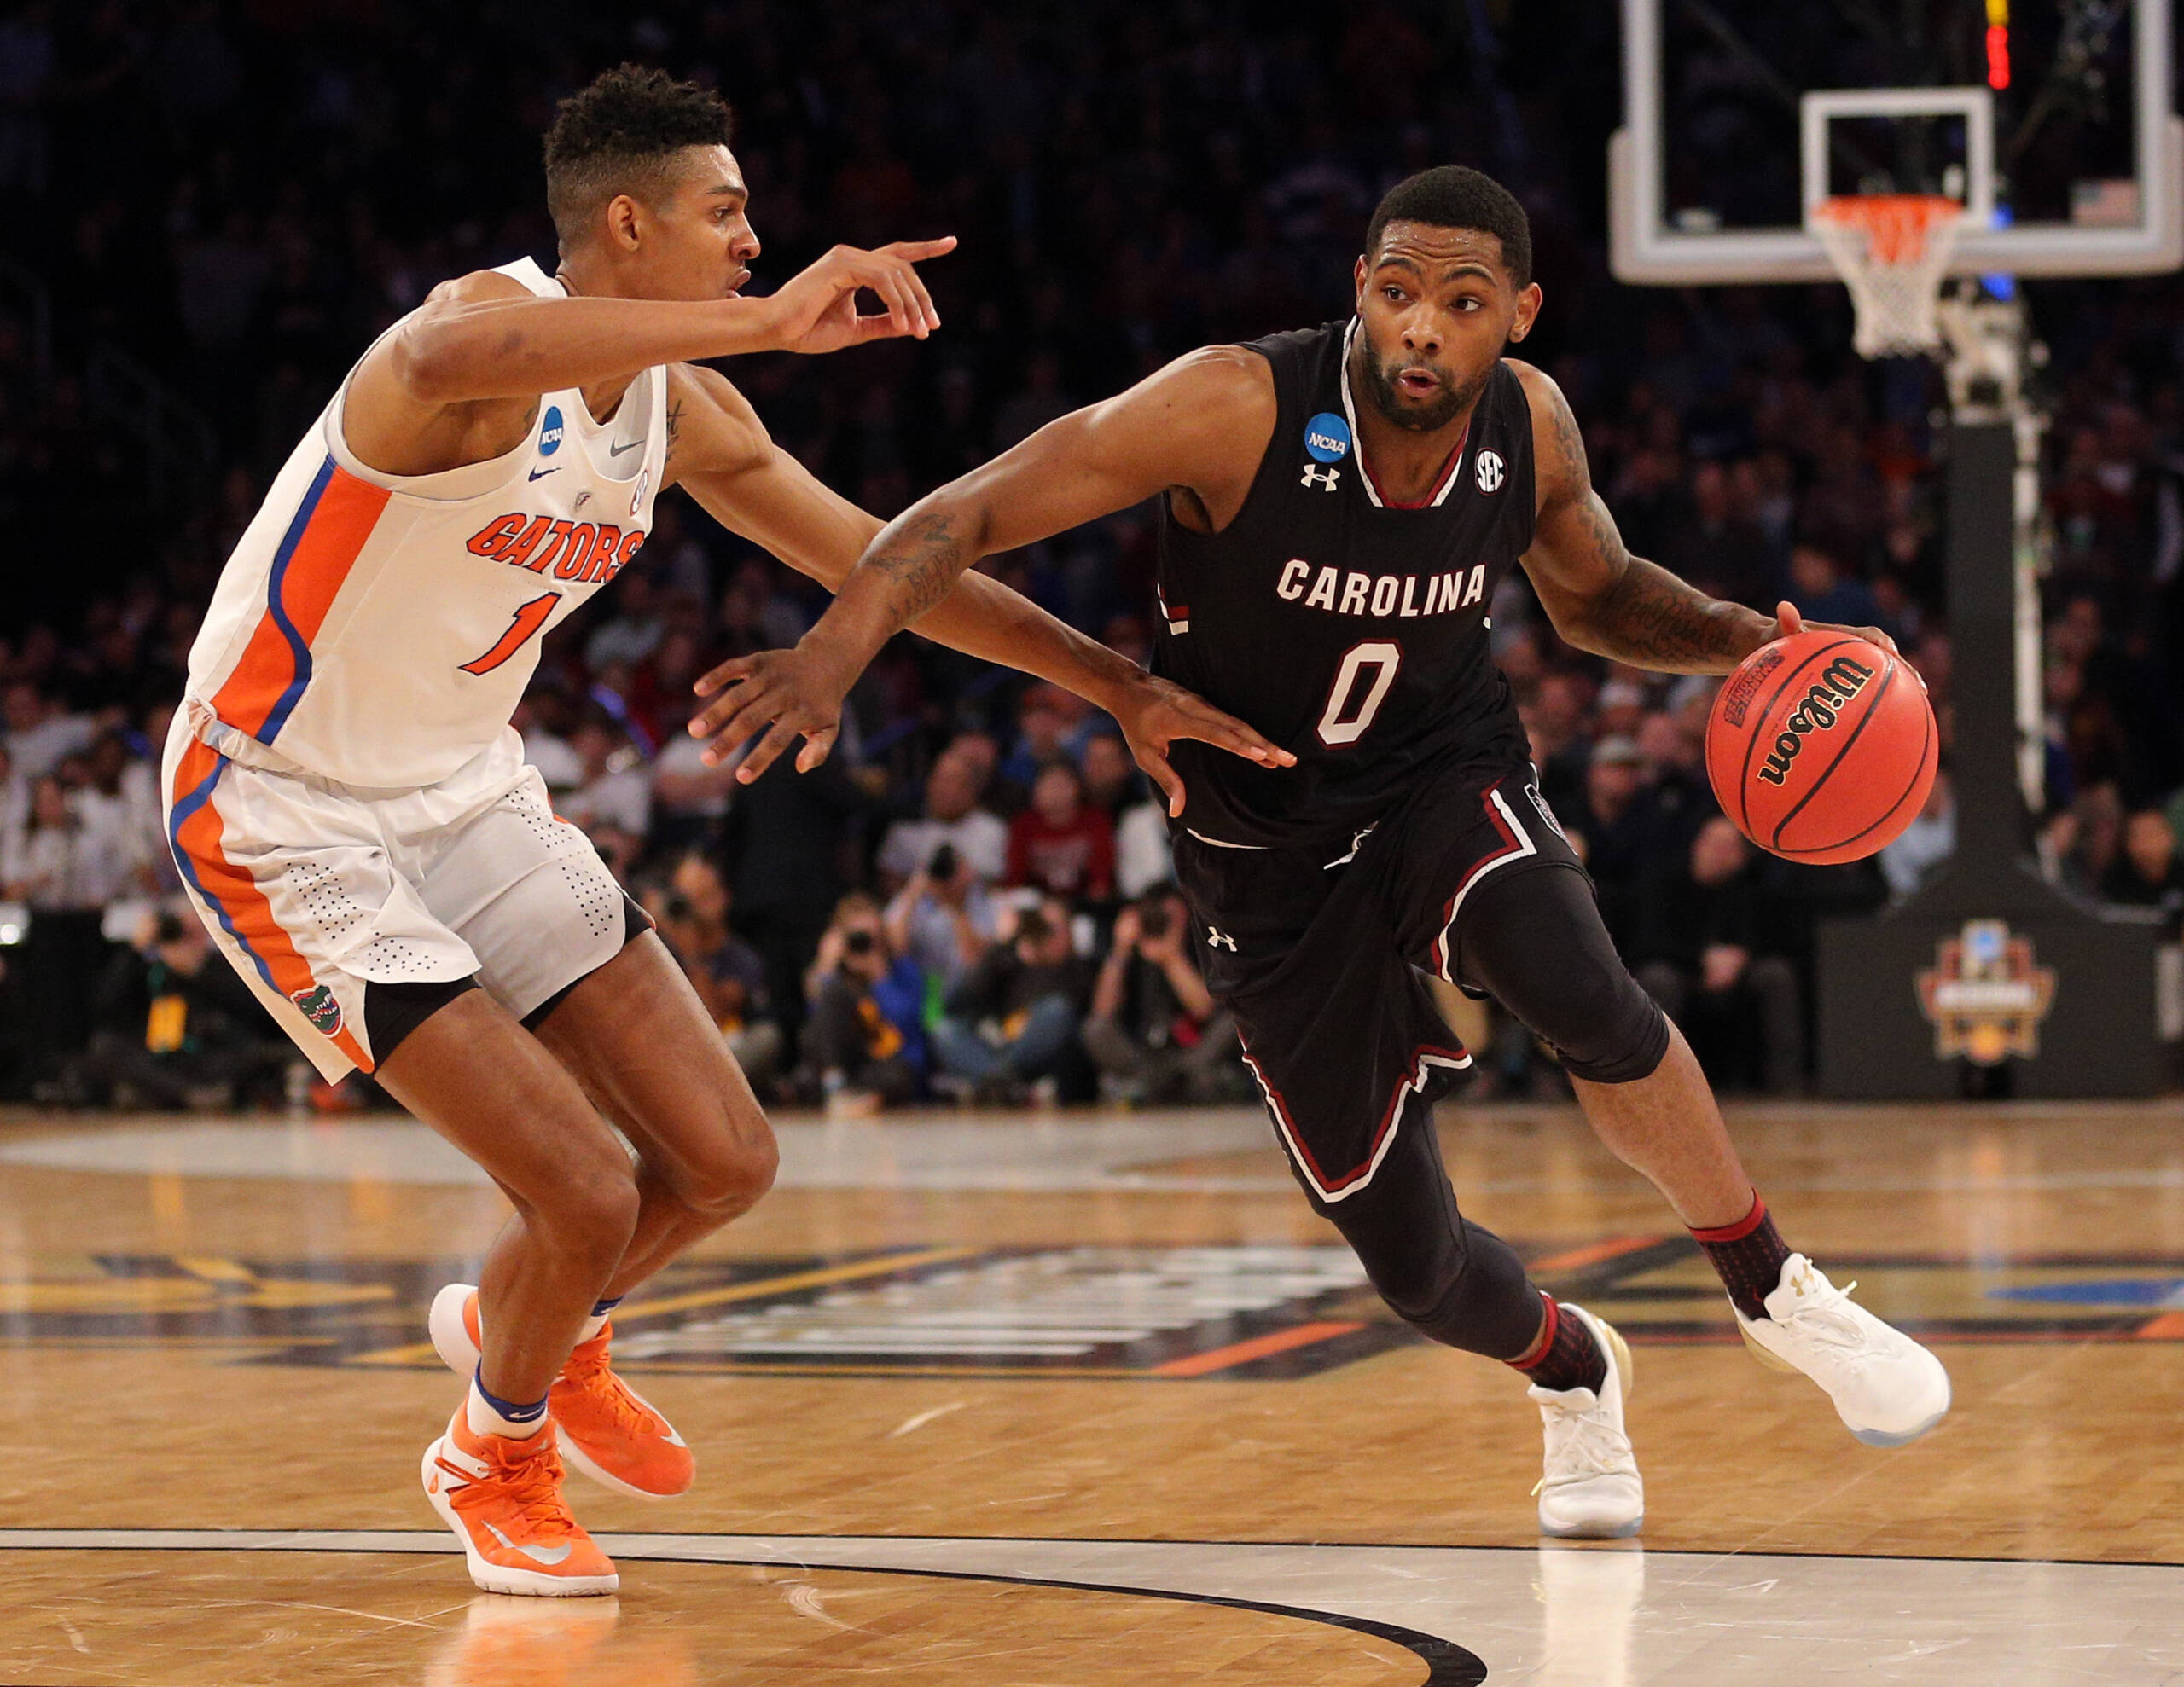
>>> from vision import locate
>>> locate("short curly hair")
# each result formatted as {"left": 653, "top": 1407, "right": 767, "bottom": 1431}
{"left": 543, "top": 65, "right": 735, "bottom": 246}
{"left": 1364, "top": 165, "right": 1531, "bottom": 288}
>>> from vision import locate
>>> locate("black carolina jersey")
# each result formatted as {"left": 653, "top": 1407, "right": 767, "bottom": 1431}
{"left": 1153, "top": 319, "right": 1536, "bottom": 850}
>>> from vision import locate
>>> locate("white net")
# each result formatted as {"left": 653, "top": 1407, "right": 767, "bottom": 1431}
{"left": 1810, "top": 195, "right": 1966, "bottom": 360}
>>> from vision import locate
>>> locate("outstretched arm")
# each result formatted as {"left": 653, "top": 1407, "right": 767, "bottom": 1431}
{"left": 384, "top": 241, "right": 950, "bottom": 400}
{"left": 667, "top": 362, "right": 1292, "bottom": 814}
{"left": 688, "top": 346, "right": 1288, "bottom": 794}
{"left": 342, "top": 241, "right": 953, "bottom": 478}
{"left": 1510, "top": 362, "right": 1893, "bottom": 673}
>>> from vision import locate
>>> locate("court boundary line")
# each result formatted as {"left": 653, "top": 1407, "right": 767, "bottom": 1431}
{"left": 3, "top": 1528, "right": 2178, "bottom": 1572}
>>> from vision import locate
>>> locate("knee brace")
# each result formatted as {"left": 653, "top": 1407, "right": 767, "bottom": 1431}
{"left": 1455, "top": 864, "right": 1670, "bottom": 1085}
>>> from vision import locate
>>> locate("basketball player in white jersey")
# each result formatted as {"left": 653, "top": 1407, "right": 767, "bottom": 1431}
{"left": 167, "top": 65, "right": 1289, "bottom": 1597}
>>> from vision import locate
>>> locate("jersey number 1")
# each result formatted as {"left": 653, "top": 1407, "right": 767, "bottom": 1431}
{"left": 459, "top": 592, "right": 560, "bottom": 677}
{"left": 1316, "top": 641, "right": 1402, "bottom": 746}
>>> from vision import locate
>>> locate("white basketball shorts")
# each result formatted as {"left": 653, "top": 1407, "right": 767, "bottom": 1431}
{"left": 162, "top": 704, "right": 634, "bottom": 1081}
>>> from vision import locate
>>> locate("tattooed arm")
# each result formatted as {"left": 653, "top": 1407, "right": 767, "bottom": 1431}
{"left": 1509, "top": 361, "right": 1782, "bottom": 675}
{"left": 666, "top": 362, "right": 1292, "bottom": 814}
{"left": 696, "top": 346, "right": 1281, "bottom": 788}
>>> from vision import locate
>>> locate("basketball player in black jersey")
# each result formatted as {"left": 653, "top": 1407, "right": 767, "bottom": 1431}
{"left": 696, "top": 166, "right": 1951, "bottom": 1538}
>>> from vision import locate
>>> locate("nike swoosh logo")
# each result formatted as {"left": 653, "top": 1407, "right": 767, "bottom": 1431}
{"left": 528, "top": 466, "right": 559, "bottom": 481}
{"left": 608, "top": 438, "right": 642, "bottom": 456}
{"left": 485, "top": 1521, "right": 572, "bottom": 1565}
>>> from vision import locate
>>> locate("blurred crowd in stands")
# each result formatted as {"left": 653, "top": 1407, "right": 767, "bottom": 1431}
{"left": 2, "top": 1, "right": 2182, "bottom": 1108}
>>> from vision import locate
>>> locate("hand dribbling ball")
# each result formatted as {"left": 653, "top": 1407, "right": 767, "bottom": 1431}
{"left": 1703, "top": 631, "right": 1937, "bottom": 864}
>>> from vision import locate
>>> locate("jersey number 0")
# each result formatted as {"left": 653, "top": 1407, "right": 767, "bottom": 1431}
{"left": 1316, "top": 641, "right": 1402, "bottom": 746}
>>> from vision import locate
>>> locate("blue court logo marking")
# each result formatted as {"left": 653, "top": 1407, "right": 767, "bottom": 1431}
{"left": 539, "top": 405, "right": 565, "bottom": 456}
{"left": 1304, "top": 412, "right": 1351, "bottom": 464}
{"left": 1986, "top": 1278, "right": 2184, "bottom": 1307}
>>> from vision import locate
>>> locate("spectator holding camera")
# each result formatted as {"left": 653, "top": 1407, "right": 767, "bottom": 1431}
{"left": 1083, "top": 890, "right": 1245, "bottom": 1104}
{"left": 877, "top": 746, "right": 1008, "bottom": 894}
{"left": 932, "top": 896, "right": 1090, "bottom": 1103}
{"left": 802, "top": 894, "right": 926, "bottom": 1113}
{"left": 74, "top": 907, "right": 287, "bottom": 1110}
{"left": 884, "top": 839, "right": 999, "bottom": 992}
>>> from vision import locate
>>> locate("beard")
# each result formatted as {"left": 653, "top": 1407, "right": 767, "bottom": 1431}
{"left": 1358, "top": 349, "right": 1487, "bottom": 433}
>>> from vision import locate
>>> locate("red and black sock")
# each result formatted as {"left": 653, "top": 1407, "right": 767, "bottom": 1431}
{"left": 1512, "top": 1294, "right": 1608, "bottom": 1394}
{"left": 1693, "top": 1193, "right": 1792, "bottom": 1320}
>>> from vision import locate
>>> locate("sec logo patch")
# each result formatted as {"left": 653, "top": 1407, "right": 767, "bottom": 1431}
{"left": 1475, "top": 449, "right": 1504, "bottom": 494}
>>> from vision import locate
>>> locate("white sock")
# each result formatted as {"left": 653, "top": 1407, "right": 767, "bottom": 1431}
{"left": 466, "top": 1372, "right": 549, "bottom": 1441}
{"left": 577, "top": 1295, "right": 621, "bottom": 1347}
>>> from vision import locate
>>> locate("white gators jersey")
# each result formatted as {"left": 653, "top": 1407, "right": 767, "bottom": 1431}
{"left": 183, "top": 258, "right": 668, "bottom": 789}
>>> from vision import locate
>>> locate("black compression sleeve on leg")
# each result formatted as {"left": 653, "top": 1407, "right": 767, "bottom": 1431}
{"left": 1453, "top": 863, "right": 1670, "bottom": 1085}
{"left": 1304, "top": 1097, "right": 1548, "bottom": 1362}
{"left": 1410, "top": 1217, "right": 1551, "bottom": 1360}
{"left": 363, "top": 976, "right": 479, "bottom": 1066}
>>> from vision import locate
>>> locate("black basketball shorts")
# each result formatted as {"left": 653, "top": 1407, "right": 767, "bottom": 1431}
{"left": 1174, "top": 761, "right": 1664, "bottom": 1209}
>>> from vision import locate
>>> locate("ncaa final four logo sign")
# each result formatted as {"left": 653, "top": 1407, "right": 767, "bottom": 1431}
{"left": 1915, "top": 919, "right": 2057, "bottom": 1065}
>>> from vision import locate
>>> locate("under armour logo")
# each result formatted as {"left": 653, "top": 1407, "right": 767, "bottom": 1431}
{"left": 1206, "top": 925, "right": 1238, "bottom": 952}
{"left": 1475, "top": 449, "right": 1505, "bottom": 494}
{"left": 1300, "top": 464, "right": 1340, "bottom": 492}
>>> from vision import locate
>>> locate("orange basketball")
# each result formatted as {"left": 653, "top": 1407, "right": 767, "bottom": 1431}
{"left": 1704, "top": 630, "right": 1937, "bottom": 864}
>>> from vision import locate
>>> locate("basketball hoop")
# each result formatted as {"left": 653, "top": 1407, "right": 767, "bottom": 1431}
{"left": 1809, "top": 194, "right": 1966, "bottom": 360}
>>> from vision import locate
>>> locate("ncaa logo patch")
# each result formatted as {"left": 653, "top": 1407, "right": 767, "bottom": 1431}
{"left": 1475, "top": 449, "right": 1505, "bottom": 494}
{"left": 538, "top": 405, "right": 565, "bottom": 456}
{"left": 291, "top": 983, "right": 344, "bottom": 1038}
{"left": 1303, "top": 412, "right": 1351, "bottom": 464}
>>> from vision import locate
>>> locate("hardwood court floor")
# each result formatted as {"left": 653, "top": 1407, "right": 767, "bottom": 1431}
{"left": 3, "top": 1098, "right": 2182, "bottom": 1684}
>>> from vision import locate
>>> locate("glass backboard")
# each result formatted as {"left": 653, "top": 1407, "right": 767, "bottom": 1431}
{"left": 1612, "top": 0, "right": 2181, "bottom": 282}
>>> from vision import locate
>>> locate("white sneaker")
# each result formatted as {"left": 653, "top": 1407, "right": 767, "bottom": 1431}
{"left": 1734, "top": 1254, "right": 1951, "bottom": 1447}
{"left": 1530, "top": 1304, "right": 1643, "bottom": 1539}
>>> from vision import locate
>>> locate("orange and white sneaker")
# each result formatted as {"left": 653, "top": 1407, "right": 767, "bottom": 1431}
{"left": 421, "top": 1409, "right": 618, "bottom": 1597}
{"left": 429, "top": 1284, "right": 694, "bottom": 1500}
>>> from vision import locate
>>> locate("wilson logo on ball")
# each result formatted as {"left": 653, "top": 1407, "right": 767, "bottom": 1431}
{"left": 1755, "top": 656, "right": 1875, "bottom": 786}
{"left": 1705, "top": 630, "right": 1936, "bottom": 866}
